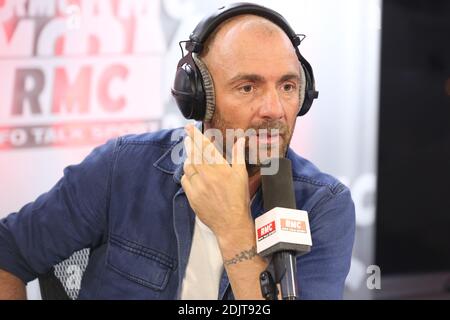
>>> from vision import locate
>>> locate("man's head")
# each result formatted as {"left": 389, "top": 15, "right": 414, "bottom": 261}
{"left": 171, "top": 4, "right": 318, "bottom": 175}
{"left": 200, "top": 14, "right": 304, "bottom": 174}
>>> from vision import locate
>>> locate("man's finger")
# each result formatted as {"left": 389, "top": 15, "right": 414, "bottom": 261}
{"left": 232, "top": 137, "right": 247, "bottom": 171}
{"left": 180, "top": 174, "right": 192, "bottom": 197}
{"left": 183, "top": 158, "right": 197, "bottom": 179}
{"left": 185, "top": 124, "right": 226, "bottom": 165}
{"left": 184, "top": 136, "right": 208, "bottom": 183}
{"left": 184, "top": 135, "right": 202, "bottom": 167}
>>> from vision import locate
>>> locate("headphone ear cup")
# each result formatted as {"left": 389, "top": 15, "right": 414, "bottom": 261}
{"left": 298, "top": 65, "right": 306, "bottom": 116}
{"left": 298, "top": 64, "right": 318, "bottom": 117}
{"left": 171, "top": 56, "right": 206, "bottom": 120}
{"left": 192, "top": 55, "right": 216, "bottom": 122}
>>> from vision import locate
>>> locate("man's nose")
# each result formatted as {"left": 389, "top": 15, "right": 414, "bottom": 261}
{"left": 259, "top": 88, "right": 285, "bottom": 120}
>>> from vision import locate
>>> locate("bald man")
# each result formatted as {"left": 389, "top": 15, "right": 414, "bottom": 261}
{"left": 0, "top": 10, "right": 355, "bottom": 300}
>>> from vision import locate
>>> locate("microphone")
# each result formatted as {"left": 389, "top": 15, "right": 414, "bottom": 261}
{"left": 256, "top": 158, "right": 312, "bottom": 300}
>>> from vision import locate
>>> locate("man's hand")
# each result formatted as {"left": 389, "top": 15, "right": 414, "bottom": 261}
{"left": 181, "top": 124, "right": 268, "bottom": 299}
{"left": 181, "top": 124, "right": 252, "bottom": 239}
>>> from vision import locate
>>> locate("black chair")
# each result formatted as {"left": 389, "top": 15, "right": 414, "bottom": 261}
{"left": 38, "top": 248, "right": 90, "bottom": 300}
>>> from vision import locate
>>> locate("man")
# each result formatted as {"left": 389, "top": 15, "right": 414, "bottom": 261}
{"left": 0, "top": 5, "right": 355, "bottom": 300}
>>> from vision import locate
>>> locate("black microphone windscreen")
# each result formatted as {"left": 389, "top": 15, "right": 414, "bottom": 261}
{"left": 261, "top": 158, "right": 296, "bottom": 211}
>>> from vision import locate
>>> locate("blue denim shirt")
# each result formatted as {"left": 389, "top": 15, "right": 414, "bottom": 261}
{"left": 0, "top": 127, "right": 355, "bottom": 299}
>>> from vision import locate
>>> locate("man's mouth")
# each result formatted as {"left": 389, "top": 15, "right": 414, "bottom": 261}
{"left": 255, "top": 133, "right": 282, "bottom": 145}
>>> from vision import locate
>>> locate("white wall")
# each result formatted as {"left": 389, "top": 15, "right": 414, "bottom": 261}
{"left": 0, "top": 0, "right": 381, "bottom": 299}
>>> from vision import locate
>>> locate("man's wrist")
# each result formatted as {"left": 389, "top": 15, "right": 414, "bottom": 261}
{"left": 215, "top": 215, "right": 254, "bottom": 247}
{"left": 216, "top": 218, "right": 260, "bottom": 261}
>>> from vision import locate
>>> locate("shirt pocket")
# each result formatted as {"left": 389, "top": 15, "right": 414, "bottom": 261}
{"left": 107, "top": 234, "right": 176, "bottom": 291}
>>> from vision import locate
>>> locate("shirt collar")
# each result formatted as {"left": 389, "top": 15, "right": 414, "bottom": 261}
{"left": 152, "top": 122, "right": 203, "bottom": 185}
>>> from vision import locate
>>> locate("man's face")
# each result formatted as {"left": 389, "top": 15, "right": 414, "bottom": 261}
{"left": 202, "top": 15, "right": 302, "bottom": 173}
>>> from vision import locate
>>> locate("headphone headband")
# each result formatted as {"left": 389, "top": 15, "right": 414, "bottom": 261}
{"left": 172, "top": 2, "right": 318, "bottom": 121}
{"left": 187, "top": 2, "right": 301, "bottom": 53}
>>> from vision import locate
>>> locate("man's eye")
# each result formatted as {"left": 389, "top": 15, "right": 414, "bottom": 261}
{"left": 239, "top": 85, "right": 254, "bottom": 94}
{"left": 283, "top": 84, "right": 296, "bottom": 92}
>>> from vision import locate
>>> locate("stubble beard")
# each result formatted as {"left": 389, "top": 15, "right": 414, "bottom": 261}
{"left": 208, "top": 110, "right": 292, "bottom": 177}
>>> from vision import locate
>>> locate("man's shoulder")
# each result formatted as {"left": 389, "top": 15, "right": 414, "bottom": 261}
{"left": 89, "top": 128, "right": 184, "bottom": 175}
{"left": 287, "top": 148, "right": 348, "bottom": 197}
{"left": 287, "top": 149, "right": 354, "bottom": 229}
{"left": 118, "top": 127, "right": 183, "bottom": 148}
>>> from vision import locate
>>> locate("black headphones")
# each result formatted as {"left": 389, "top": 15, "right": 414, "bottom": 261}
{"left": 171, "top": 2, "right": 319, "bottom": 121}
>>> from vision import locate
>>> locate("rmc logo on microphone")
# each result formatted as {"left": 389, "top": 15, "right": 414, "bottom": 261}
{"left": 257, "top": 221, "right": 276, "bottom": 241}
{"left": 281, "top": 219, "right": 307, "bottom": 233}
